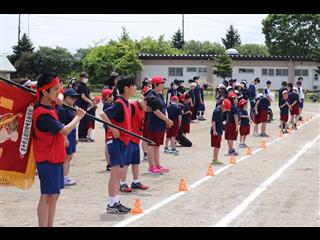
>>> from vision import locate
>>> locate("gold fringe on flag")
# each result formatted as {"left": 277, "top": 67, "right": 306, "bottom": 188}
{"left": 0, "top": 142, "right": 36, "bottom": 189}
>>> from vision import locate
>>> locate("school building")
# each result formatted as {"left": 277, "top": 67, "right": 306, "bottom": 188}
{"left": 137, "top": 52, "right": 320, "bottom": 91}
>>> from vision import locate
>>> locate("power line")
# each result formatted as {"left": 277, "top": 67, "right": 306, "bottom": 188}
{"left": 34, "top": 15, "right": 177, "bottom": 24}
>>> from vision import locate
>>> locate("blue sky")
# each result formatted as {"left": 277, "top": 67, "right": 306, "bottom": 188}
{"left": 0, "top": 14, "right": 268, "bottom": 56}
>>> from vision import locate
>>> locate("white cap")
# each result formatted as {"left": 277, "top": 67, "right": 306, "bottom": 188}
{"left": 293, "top": 87, "right": 299, "bottom": 92}
{"left": 218, "top": 83, "right": 225, "bottom": 88}
{"left": 235, "top": 82, "right": 241, "bottom": 87}
{"left": 190, "top": 82, "right": 197, "bottom": 87}
{"left": 256, "top": 93, "right": 263, "bottom": 99}
{"left": 226, "top": 86, "right": 233, "bottom": 91}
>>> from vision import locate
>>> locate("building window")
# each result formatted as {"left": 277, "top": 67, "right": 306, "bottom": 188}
{"left": 187, "top": 67, "right": 197, "bottom": 72}
{"left": 239, "top": 68, "right": 254, "bottom": 74}
{"left": 268, "top": 69, "right": 274, "bottom": 76}
{"left": 275, "top": 68, "right": 288, "bottom": 76}
{"left": 168, "top": 67, "right": 183, "bottom": 77}
{"left": 262, "top": 69, "right": 268, "bottom": 76}
{"left": 302, "top": 69, "right": 309, "bottom": 76}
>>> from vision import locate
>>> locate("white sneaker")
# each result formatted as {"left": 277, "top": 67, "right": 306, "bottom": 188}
{"left": 163, "top": 147, "right": 170, "bottom": 153}
{"left": 64, "top": 177, "right": 76, "bottom": 186}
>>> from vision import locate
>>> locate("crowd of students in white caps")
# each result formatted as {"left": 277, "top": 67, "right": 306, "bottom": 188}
{"left": 25, "top": 71, "right": 306, "bottom": 217}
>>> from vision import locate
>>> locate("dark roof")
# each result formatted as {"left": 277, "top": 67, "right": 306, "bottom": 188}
{"left": 138, "top": 53, "right": 317, "bottom": 62}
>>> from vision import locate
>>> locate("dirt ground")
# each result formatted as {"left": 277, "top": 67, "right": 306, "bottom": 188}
{"left": 0, "top": 101, "right": 319, "bottom": 227}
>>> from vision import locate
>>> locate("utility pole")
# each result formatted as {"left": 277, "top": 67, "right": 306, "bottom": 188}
{"left": 18, "top": 14, "right": 21, "bottom": 43}
{"left": 182, "top": 14, "right": 184, "bottom": 43}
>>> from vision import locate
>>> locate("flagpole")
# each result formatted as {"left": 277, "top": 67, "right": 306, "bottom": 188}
{"left": 0, "top": 76, "right": 155, "bottom": 145}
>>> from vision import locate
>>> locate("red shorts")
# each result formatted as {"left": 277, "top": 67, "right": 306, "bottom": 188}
{"left": 166, "top": 120, "right": 179, "bottom": 138}
{"left": 290, "top": 104, "right": 299, "bottom": 116}
{"left": 240, "top": 125, "right": 250, "bottom": 136}
{"left": 280, "top": 113, "right": 288, "bottom": 122}
{"left": 255, "top": 109, "right": 268, "bottom": 124}
{"left": 87, "top": 120, "right": 95, "bottom": 129}
{"left": 211, "top": 135, "right": 222, "bottom": 148}
{"left": 225, "top": 122, "right": 238, "bottom": 140}
{"left": 147, "top": 130, "right": 165, "bottom": 146}
{"left": 182, "top": 122, "right": 190, "bottom": 133}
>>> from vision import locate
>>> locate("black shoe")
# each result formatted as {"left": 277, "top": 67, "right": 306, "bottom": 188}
{"left": 106, "top": 165, "right": 111, "bottom": 171}
{"left": 106, "top": 202, "right": 130, "bottom": 214}
{"left": 87, "top": 137, "right": 95, "bottom": 142}
{"left": 116, "top": 202, "right": 131, "bottom": 212}
{"left": 299, "top": 116, "right": 303, "bottom": 121}
{"left": 294, "top": 123, "right": 297, "bottom": 130}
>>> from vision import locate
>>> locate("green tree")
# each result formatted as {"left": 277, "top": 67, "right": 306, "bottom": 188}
{"left": 236, "top": 44, "right": 269, "bottom": 56}
{"left": 72, "top": 47, "right": 93, "bottom": 73}
{"left": 184, "top": 40, "right": 225, "bottom": 55}
{"left": 83, "top": 40, "right": 143, "bottom": 85}
{"left": 213, "top": 53, "right": 233, "bottom": 80}
{"left": 262, "top": 14, "right": 320, "bottom": 56}
{"left": 32, "top": 46, "right": 75, "bottom": 79}
{"left": 171, "top": 29, "right": 185, "bottom": 49}
{"left": 13, "top": 52, "right": 35, "bottom": 78}
{"left": 221, "top": 25, "right": 241, "bottom": 49}
{"left": 8, "top": 33, "right": 35, "bottom": 64}
{"left": 137, "top": 35, "right": 182, "bottom": 54}
{"left": 118, "top": 27, "right": 131, "bottom": 42}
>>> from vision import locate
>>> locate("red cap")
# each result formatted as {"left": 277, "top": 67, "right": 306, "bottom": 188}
{"left": 171, "top": 95, "right": 179, "bottom": 102}
{"left": 179, "top": 94, "right": 186, "bottom": 101}
{"left": 94, "top": 96, "right": 101, "bottom": 104}
{"left": 151, "top": 76, "right": 165, "bottom": 84}
{"left": 101, "top": 89, "right": 113, "bottom": 98}
{"left": 222, "top": 99, "right": 232, "bottom": 110}
{"left": 237, "top": 99, "right": 247, "bottom": 108}
{"left": 228, "top": 92, "right": 237, "bottom": 99}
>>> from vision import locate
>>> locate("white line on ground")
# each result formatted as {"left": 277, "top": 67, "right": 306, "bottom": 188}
{"left": 113, "top": 114, "right": 320, "bottom": 227}
{"left": 213, "top": 133, "right": 320, "bottom": 227}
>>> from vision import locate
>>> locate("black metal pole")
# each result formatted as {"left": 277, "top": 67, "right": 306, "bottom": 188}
{"left": 0, "top": 76, "right": 155, "bottom": 145}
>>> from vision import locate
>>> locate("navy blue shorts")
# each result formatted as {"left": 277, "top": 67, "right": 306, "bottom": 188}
{"left": 36, "top": 161, "right": 64, "bottom": 195}
{"left": 299, "top": 99, "right": 304, "bottom": 109}
{"left": 107, "top": 138, "right": 127, "bottom": 167}
{"left": 197, "top": 102, "right": 205, "bottom": 111}
{"left": 66, "top": 128, "right": 76, "bottom": 155}
{"left": 125, "top": 141, "right": 140, "bottom": 166}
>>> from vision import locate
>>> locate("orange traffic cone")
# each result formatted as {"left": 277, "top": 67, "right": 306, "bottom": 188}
{"left": 246, "top": 147, "right": 253, "bottom": 155}
{"left": 206, "top": 165, "right": 214, "bottom": 176}
{"left": 229, "top": 156, "right": 236, "bottom": 164}
{"left": 178, "top": 178, "right": 188, "bottom": 192}
{"left": 260, "top": 140, "right": 267, "bottom": 148}
{"left": 279, "top": 131, "right": 284, "bottom": 138}
{"left": 130, "top": 199, "right": 143, "bottom": 214}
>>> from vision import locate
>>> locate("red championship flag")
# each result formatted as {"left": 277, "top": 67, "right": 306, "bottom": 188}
{"left": 0, "top": 79, "right": 37, "bottom": 189}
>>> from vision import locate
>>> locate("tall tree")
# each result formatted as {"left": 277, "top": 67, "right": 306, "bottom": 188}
{"left": 236, "top": 44, "right": 269, "bottom": 56}
{"left": 221, "top": 25, "right": 241, "bottom": 49}
{"left": 262, "top": 14, "right": 320, "bottom": 56}
{"left": 172, "top": 29, "right": 185, "bottom": 49}
{"left": 32, "top": 46, "right": 75, "bottom": 79}
{"left": 213, "top": 53, "right": 233, "bottom": 80}
{"left": 83, "top": 40, "right": 142, "bottom": 85}
{"left": 184, "top": 40, "right": 225, "bottom": 55}
{"left": 137, "top": 35, "right": 182, "bottom": 54}
{"left": 8, "top": 33, "right": 34, "bottom": 64}
{"left": 118, "top": 27, "right": 131, "bottom": 42}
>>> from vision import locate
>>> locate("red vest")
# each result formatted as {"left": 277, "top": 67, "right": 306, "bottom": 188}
{"left": 130, "top": 101, "right": 145, "bottom": 144}
{"left": 32, "top": 105, "right": 66, "bottom": 164}
{"left": 106, "top": 97, "right": 132, "bottom": 145}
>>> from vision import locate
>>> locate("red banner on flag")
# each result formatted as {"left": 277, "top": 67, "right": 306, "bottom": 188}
{"left": 0, "top": 80, "right": 37, "bottom": 189}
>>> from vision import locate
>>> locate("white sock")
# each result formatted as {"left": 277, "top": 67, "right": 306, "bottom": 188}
{"left": 133, "top": 179, "right": 139, "bottom": 184}
{"left": 120, "top": 181, "right": 127, "bottom": 186}
{"left": 108, "top": 196, "right": 118, "bottom": 206}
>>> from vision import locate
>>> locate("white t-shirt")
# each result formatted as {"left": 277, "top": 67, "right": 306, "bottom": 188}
{"left": 298, "top": 85, "right": 304, "bottom": 100}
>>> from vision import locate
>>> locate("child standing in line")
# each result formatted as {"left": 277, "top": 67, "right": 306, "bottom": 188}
{"left": 288, "top": 84, "right": 300, "bottom": 130}
{"left": 211, "top": 99, "right": 231, "bottom": 164}
{"left": 238, "top": 99, "right": 250, "bottom": 148}
{"left": 119, "top": 98, "right": 157, "bottom": 192}
{"left": 100, "top": 77, "right": 136, "bottom": 214}
{"left": 57, "top": 88, "right": 81, "bottom": 186}
{"left": 197, "top": 83, "right": 207, "bottom": 120}
{"left": 279, "top": 90, "right": 289, "bottom": 133}
{"left": 145, "top": 76, "right": 173, "bottom": 174}
{"left": 225, "top": 92, "right": 239, "bottom": 156}
{"left": 180, "top": 94, "right": 192, "bottom": 135}
{"left": 164, "top": 96, "right": 182, "bottom": 155}
{"left": 33, "top": 74, "right": 85, "bottom": 227}
{"left": 101, "top": 88, "right": 114, "bottom": 171}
